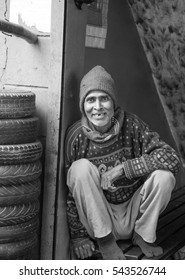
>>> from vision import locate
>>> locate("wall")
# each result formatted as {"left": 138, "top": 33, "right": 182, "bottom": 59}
{"left": 127, "top": 0, "right": 185, "bottom": 161}
{"left": 84, "top": 0, "right": 176, "bottom": 150}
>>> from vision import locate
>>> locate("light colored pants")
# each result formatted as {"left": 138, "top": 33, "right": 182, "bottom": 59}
{"left": 67, "top": 159, "right": 176, "bottom": 243}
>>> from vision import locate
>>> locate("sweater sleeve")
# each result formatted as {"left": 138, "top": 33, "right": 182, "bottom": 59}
{"left": 65, "top": 123, "right": 89, "bottom": 241}
{"left": 122, "top": 116, "right": 180, "bottom": 180}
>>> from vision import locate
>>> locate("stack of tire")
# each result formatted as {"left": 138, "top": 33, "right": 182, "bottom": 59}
{"left": 0, "top": 89, "right": 42, "bottom": 259}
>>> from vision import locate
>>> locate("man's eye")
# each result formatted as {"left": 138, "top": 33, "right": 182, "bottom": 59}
{"left": 87, "top": 98, "right": 95, "bottom": 103}
{"left": 101, "top": 96, "right": 109, "bottom": 101}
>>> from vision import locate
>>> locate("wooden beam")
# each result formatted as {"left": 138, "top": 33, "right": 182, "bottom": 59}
{"left": 54, "top": 0, "right": 88, "bottom": 260}
{"left": 0, "top": 20, "right": 38, "bottom": 44}
{"left": 40, "top": 0, "right": 65, "bottom": 260}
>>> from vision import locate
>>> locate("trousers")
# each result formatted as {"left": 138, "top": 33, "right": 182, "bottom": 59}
{"left": 67, "top": 159, "right": 176, "bottom": 243}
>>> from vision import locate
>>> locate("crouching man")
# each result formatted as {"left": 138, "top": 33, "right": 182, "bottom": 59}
{"left": 65, "top": 65, "right": 180, "bottom": 260}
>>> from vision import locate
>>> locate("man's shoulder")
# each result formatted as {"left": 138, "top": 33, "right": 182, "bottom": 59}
{"left": 65, "top": 119, "right": 84, "bottom": 141}
{"left": 124, "top": 111, "right": 144, "bottom": 125}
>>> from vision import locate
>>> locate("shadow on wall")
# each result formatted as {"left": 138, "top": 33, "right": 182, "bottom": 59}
{"left": 84, "top": 0, "right": 177, "bottom": 151}
{"left": 63, "top": 72, "right": 81, "bottom": 130}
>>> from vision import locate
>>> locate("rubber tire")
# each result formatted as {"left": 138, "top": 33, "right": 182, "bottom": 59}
{"left": 0, "top": 160, "right": 42, "bottom": 185}
{"left": 0, "top": 89, "right": 35, "bottom": 118}
{"left": 0, "top": 200, "right": 40, "bottom": 226}
{"left": 0, "top": 141, "right": 43, "bottom": 165}
{"left": 0, "top": 117, "right": 39, "bottom": 145}
{"left": 0, "top": 234, "right": 38, "bottom": 259}
{"left": 0, "top": 179, "right": 41, "bottom": 206}
{"left": 0, "top": 217, "right": 39, "bottom": 243}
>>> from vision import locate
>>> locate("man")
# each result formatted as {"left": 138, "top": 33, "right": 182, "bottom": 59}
{"left": 65, "top": 65, "right": 180, "bottom": 260}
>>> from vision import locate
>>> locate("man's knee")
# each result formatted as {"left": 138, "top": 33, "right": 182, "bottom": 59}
{"left": 69, "top": 159, "right": 90, "bottom": 176}
{"left": 151, "top": 170, "right": 176, "bottom": 192}
{"left": 67, "top": 159, "right": 92, "bottom": 190}
{"left": 68, "top": 159, "right": 98, "bottom": 180}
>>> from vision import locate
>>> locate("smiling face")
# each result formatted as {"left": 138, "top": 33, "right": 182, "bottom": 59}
{"left": 84, "top": 91, "right": 114, "bottom": 133}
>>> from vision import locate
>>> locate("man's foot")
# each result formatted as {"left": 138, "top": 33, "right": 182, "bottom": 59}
{"left": 97, "top": 233, "right": 126, "bottom": 260}
{"left": 132, "top": 232, "right": 163, "bottom": 258}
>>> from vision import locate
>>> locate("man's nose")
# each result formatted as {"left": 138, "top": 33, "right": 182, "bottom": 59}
{"left": 94, "top": 99, "right": 102, "bottom": 110}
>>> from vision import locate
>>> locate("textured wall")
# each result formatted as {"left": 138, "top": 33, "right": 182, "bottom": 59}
{"left": 128, "top": 0, "right": 185, "bottom": 161}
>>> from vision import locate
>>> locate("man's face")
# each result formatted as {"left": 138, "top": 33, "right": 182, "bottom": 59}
{"left": 84, "top": 91, "right": 114, "bottom": 131}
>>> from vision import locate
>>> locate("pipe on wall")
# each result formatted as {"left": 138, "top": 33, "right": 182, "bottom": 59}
{"left": 0, "top": 19, "right": 38, "bottom": 44}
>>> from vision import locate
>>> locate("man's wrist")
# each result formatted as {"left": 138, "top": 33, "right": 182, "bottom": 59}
{"left": 72, "top": 237, "right": 90, "bottom": 245}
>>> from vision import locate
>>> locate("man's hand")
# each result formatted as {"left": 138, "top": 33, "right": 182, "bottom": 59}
{"left": 101, "top": 164, "right": 124, "bottom": 190}
{"left": 72, "top": 238, "right": 95, "bottom": 259}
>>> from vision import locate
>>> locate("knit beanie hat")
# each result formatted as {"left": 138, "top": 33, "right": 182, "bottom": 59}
{"left": 79, "top": 65, "right": 117, "bottom": 113}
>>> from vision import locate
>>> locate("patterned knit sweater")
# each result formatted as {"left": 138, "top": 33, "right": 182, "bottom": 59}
{"left": 65, "top": 111, "right": 180, "bottom": 240}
